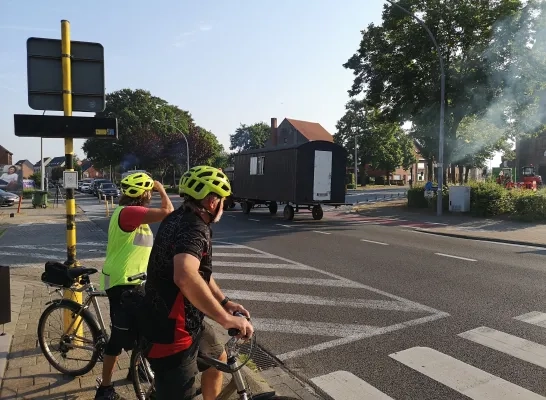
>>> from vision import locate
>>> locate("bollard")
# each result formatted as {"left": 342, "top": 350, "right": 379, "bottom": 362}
{"left": 0, "top": 265, "right": 11, "bottom": 328}
{"left": 111, "top": 196, "right": 114, "bottom": 208}
{"left": 17, "top": 196, "right": 22, "bottom": 214}
{"left": 105, "top": 195, "right": 110, "bottom": 217}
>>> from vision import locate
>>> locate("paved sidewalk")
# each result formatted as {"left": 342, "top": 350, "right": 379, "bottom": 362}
{"left": 351, "top": 201, "right": 546, "bottom": 247}
{"left": 0, "top": 201, "right": 323, "bottom": 399}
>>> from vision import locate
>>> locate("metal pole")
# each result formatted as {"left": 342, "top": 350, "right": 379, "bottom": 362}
{"left": 61, "top": 20, "right": 83, "bottom": 331}
{"left": 40, "top": 137, "right": 44, "bottom": 191}
{"left": 354, "top": 135, "right": 358, "bottom": 188}
{"left": 384, "top": 0, "right": 445, "bottom": 216}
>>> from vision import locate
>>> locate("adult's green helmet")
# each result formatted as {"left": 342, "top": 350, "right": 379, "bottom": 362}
{"left": 179, "top": 166, "right": 231, "bottom": 200}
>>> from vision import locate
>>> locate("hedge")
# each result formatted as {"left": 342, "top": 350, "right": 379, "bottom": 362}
{"left": 408, "top": 181, "right": 546, "bottom": 221}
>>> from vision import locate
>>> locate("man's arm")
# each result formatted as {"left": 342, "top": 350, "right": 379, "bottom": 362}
{"left": 173, "top": 253, "right": 231, "bottom": 327}
{"left": 208, "top": 277, "right": 225, "bottom": 303}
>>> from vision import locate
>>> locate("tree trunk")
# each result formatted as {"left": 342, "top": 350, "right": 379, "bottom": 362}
{"left": 450, "top": 164, "right": 456, "bottom": 184}
{"left": 427, "top": 160, "right": 434, "bottom": 181}
{"left": 464, "top": 166, "right": 471, "bottom": 183}
{"left": 458, "top": 165, "right": 464, "bottom": 184}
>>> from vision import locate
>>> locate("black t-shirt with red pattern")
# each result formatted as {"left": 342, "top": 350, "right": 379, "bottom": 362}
{"left": 142, "top": 206, "right": 212, "bottom": 360}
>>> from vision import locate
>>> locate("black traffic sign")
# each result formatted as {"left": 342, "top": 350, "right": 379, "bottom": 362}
{"left": 14, "top": 114, "right": 118, "bottom": 139}
{"left": 27, "top": 37, "right": 105, "bottom": 113}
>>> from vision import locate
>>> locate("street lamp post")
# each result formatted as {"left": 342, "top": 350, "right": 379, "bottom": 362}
{"left": 384, "top": 0, "right": 445, "bottom": 216}
{"left": 153, "top": 119, "right": 190, "bottom": 172}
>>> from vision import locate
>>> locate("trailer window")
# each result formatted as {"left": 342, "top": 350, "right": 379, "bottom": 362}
{"left": 250, "top": 156, "right": 265, "bottom": 175}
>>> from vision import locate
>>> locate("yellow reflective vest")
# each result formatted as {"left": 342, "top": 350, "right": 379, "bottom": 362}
{"left": 100, "top": 206, "right": 153, "bottom": 290}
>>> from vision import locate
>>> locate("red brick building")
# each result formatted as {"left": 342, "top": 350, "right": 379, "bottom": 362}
{"left": 0, "top": 145, "right": 13, "bottom": 166}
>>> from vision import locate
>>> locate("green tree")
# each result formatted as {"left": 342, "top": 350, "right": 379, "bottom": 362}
{"left": 343, "top": 0, "right": 546, "bottom": 183}
{"left": 83, "top": 89, "right": 195, "bottom": 170}
{"left": 229, "top": 123, "right": 270, "bottom": 152}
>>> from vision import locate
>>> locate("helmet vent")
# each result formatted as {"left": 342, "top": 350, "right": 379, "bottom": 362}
{"left": 194, "top": 182, "right": 205, "bottom": 193}
{"left": 198, "top": 171, "right": 214, "bottom": 178}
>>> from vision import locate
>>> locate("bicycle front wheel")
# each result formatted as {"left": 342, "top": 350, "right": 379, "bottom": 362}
{"left": 37, "top": 299, "right": 102, "bottom": 376}
{"left": 130, "top": 345, "right": 155, "bottom": 400}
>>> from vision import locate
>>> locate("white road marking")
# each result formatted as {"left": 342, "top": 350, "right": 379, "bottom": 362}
{"left": 390, "top": 346, "right": 546, "bottom": 399}
{"left": 214, "top": 273, "right": 366, "bottom": 288}
{"left": 458, "top": 327, "right": 546, "bottom": 369}
{"left": 311, "top": 371, "right": 394, "bottom": 400}
{"left": 215, "top": 262, "right": 312, "bottom": 270}
{"left": 514, "top": 311, "right": 546, "bottom": 328}
{"left": 252, "top": 318, "right": 377, "bottom": 337}
{"left": 213, "top": 253, "right": 277, "bottom": 258}
{"left": 278, "top": 312, "right": 448, "bottom": 361}
{"left": 275, "top": 224, "right": 292, "bottom": 228}
{"left": 361, "top": 239, "right": 389, "bottom": 246}
{"left": 212, "top": 244, "right": 246, "bottom": 249}
{"left": 249, "top": 218, "right": 260, "bottom": 222}
{"left": 213, "top": 241, "right": 449, "bottom": 360}
{"left": 435, "top": 253, "right": 477, "bottom": 262}
{"left": 312, "top": 230, "right": 331, "bottom": 235}
{"left": 222, "top": 290, "right": 425, "bottom": 312}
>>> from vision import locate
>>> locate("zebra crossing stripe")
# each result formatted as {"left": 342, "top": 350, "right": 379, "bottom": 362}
{"left": 390, "top": 346, "right": 546, "bottom": 399}
{"left": 214, "top": 261, "right": 312, "bottom": 270}
{"left": 514, "top": 311, "right": 546, "bottom": 329}
{"left": 214, "top": 253, "right": 277, "bottom": 258}
{"left": 311, "top": 370, "right": 394, "bottom": 400}
{"left": 458, "top": 327, "right": 546, "bottom": 369}
{"left": 213, "top": 273, "right": 365, "bottom": 288}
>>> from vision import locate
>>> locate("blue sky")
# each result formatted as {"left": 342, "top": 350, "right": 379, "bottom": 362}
{"left": 0, "top": 0, "right": 500, "bottom": 167}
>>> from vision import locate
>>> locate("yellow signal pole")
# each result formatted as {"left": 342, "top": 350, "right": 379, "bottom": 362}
{"left": 61, "top": 20, "right": 83, "bottom": 332}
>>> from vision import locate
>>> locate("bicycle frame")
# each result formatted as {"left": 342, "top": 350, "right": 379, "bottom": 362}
{"left": 45, "top": 282, "right": 109, "bottom": 350}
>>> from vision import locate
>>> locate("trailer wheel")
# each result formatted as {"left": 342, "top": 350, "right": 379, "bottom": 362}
{"left": 269, "top": 202, "right": 278, "bottom": 215}
{"left": 283, "top": 205, "right": 295, "bottom": 221}
{"left": 242, "top": 201, "right": 251, "bottom": 214}
{"left": 312, "top": 205, "right": 324, "bottom": 220}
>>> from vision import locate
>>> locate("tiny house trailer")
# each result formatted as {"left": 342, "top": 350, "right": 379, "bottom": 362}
{"left": 227, "top": 140, "right": 347, "bottom": 220}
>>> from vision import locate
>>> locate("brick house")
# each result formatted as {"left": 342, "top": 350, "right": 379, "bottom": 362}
{"left": 81, "top": 160, "right": 103, "bottom": 179}
{"left": 15, "top": 160, "right": 35, "bottom": 178}
{"left": 265, "top": 117, "right": 333, "bottom": 148}
{"left": 34, "top": 157, "right": 52, "bottom": 173}
{"left": 515, "top": 135, "right": 546, "bottom": 180}
{"left": 0, "top": 145, "right": 13, "bottom": 165}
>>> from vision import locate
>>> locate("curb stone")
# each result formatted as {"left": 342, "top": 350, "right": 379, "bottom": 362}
{"left": 413, "top": 228, "right": 546, "bottom": 248}
{"left": 0, "top": 333, "right": 12, "bottom": 389}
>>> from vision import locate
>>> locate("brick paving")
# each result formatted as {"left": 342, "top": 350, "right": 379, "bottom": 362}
{"left": 0, "top": 201, "right": 323, "bottom": 399}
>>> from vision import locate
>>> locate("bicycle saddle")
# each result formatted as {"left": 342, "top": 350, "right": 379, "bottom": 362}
{"left": 66, "top": 267, "right": 98, "bottom": 280}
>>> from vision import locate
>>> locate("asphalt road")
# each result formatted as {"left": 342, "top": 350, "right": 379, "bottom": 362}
{"left": 76, "top": 192, "right": 546, "bottom": 399}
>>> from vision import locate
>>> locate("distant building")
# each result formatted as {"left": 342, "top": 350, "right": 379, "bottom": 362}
{"left": 516, "top": 135, "right": 546, "bottom": 181}
{"left": 34, "top": 157, "right": 52, "bottom": 173}
{"left": 264, "top": 117, "right": 334, "bottom": 148}
{"left": 81, "top": 160, "right": 103, "bottom": 179}
{"left": 0, "top": 145, "right": 13, "bottom": 165}
{"left": 15, "top": 160, "right": 35, "bottom": 178}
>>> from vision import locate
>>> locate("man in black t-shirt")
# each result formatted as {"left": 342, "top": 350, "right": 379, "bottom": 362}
{"left": 142, "top": 166, "right": 253, "bottom": 400}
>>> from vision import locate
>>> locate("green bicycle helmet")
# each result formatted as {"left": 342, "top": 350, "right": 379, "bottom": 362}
{"left": 120, "top": 172, "right": 154, "bottom": 198}
{"left": 179, "top": 166, "right": 231, "bottom": 200}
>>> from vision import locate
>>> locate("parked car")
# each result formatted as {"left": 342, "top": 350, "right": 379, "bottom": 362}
{"left": 0, "top": 189, "right": 19, "bottom": 207}
{"left": 90, "top": 179, "right": 110, "bottom": 196}
{"left": 80, "top": 182, "right": 92, "bottom": 193}
{"left": 97, "top": 182, "right": 120, "bottom": 199}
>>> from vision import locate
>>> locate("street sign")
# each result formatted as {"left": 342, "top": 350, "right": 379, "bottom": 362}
{"left": 424, "top": 190, "right": 434, "bottom": 198}
{"left": 27, "top": 37, "right": 105, "bottom": 112}
{"left": 14, "top": 114, "right": 118, "bottom": 139}
{"left": 63, "top": 171, "right": 79, "bottom": 189}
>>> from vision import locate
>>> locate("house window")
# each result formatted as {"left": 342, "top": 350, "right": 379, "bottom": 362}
{"left": 250, "top": 156, "right": 265, "bottom": 175}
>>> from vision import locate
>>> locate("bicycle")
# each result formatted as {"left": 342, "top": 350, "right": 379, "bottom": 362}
{"left": 37, "top": 261, "right": 145, "bottom": 377}
{"left": 129, "top": 285, "right": 299, "bottom": 399}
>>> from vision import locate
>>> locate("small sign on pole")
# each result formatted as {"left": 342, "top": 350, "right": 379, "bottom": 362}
{"left": 63, "top": 171, "right": 78, "bottom": 189}
{"left": 424, "top": 190, "right": 434, "bottom": 199}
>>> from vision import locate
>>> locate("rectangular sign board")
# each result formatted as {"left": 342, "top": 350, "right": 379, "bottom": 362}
{"left": 63, "top": 171, "right": 79, "bottom": 189}
{"left": 14, "top": 114, "right": 118, "bottom": 139}
{"left": 27, "top": 37, "right": 105, "bottom": 112}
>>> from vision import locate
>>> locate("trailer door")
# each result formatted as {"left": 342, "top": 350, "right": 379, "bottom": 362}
{"left": 313, "top": 150, "right": 332, "bottom": 201}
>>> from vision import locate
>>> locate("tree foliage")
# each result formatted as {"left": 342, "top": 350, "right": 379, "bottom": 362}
{"left": 229, "top": 123, "right": 270, "bottom": 152}
{"left": 343, "top": 0, "right": 546, "bottom": 179}
{"left": 82, "top": 89, "right": 224, "bottom": 174}
{"left": 334, "top": 100, "right": 416, "bottom": 183}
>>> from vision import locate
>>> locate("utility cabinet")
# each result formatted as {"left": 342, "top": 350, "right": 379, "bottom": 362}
{"left": 448, "top": 186, "right": 471, "bottom": 212}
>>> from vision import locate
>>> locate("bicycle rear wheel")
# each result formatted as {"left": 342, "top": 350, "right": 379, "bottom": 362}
{"left": 130, "top": 345, "right": 155, "bottom": 400}
{"left": 37, "top": 299, "right": 102, "bottom": 376}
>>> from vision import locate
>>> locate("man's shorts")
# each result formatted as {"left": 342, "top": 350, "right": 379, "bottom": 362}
{"left": 149, "top": 321, "right": 224, "bottom": 400}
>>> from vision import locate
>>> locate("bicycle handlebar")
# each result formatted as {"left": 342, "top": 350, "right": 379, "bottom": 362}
{"left": 127, "top": 272, "right": 147, "bottom": 282}
{"left": 228, "top": 311, "right": 250, "bottom": 337}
